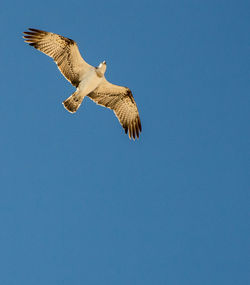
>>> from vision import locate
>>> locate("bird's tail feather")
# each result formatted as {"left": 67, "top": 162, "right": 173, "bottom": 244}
{"left": 63, "top": 91, "right": 84, "bottom": 113}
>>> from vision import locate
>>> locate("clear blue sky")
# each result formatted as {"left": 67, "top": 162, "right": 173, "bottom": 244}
{"left": 0, "top": 0, "right": 249, "bottom": 284}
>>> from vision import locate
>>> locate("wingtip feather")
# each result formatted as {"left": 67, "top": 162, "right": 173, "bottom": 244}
{"left": 28, "top": 28, "right": 45, "bottom": 33}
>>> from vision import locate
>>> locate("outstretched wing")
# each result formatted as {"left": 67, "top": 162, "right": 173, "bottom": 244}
{"left": 23, "top": 28, "right": 91, "bottom": 87}
{"left": 88, "top": 79, "right": 142, "bottom": 140}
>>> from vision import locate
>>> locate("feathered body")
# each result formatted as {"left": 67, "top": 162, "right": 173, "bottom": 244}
{"left": 23, "top": 28, "right": 141, "bottom": 139}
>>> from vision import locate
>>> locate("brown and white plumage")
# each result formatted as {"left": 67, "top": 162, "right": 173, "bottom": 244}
{"left": 23, "top": 28, "right": 91, "bottom": 86}
{"left": 23, "top": 28, "right": 142, "bottom": 140}
{"left": 88, "top": 79, "right": 141, "bottom": 139}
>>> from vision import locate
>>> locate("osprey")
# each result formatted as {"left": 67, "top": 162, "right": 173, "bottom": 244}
{"left": 23, "top": 28, "right": 142, "bottom": 140}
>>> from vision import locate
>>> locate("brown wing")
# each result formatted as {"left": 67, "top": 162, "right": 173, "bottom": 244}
{"left": 88, "top": 79, "right": 142, "bottom": 140}
{"left": 23, "top": 28, "right": 91, "bottom": 87}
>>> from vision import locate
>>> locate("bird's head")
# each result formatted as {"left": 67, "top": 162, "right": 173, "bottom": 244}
{"left": 96, "top": 61, "right": 107, "bottom": 77}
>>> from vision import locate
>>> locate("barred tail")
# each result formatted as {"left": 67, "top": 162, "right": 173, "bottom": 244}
{"left": 63, "top": 91, "right": 84, "bottom": 113}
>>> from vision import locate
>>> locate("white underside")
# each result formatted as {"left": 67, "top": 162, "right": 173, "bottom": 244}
{"left": 78, "top": 68, "right": 104, "bottom": 96}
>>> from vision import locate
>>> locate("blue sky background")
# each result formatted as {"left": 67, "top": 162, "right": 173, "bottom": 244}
{"left": 0, "top": 0, "right": 249, "bottom": 284}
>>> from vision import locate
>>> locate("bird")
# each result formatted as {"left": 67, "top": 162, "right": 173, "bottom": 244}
{"left": 23, "top": 28, "right": 142, "bottom": 140}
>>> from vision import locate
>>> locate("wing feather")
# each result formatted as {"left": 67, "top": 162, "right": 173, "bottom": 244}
{"left": 88, "top": 79, "right": 142, "bottom": 140}
{"left": 23, "top": 28, "right": 91, "bottom": 87}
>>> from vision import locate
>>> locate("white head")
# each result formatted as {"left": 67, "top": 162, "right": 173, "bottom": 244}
{"left": 96, "top": 60, "right": 107, "bottom": 77}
